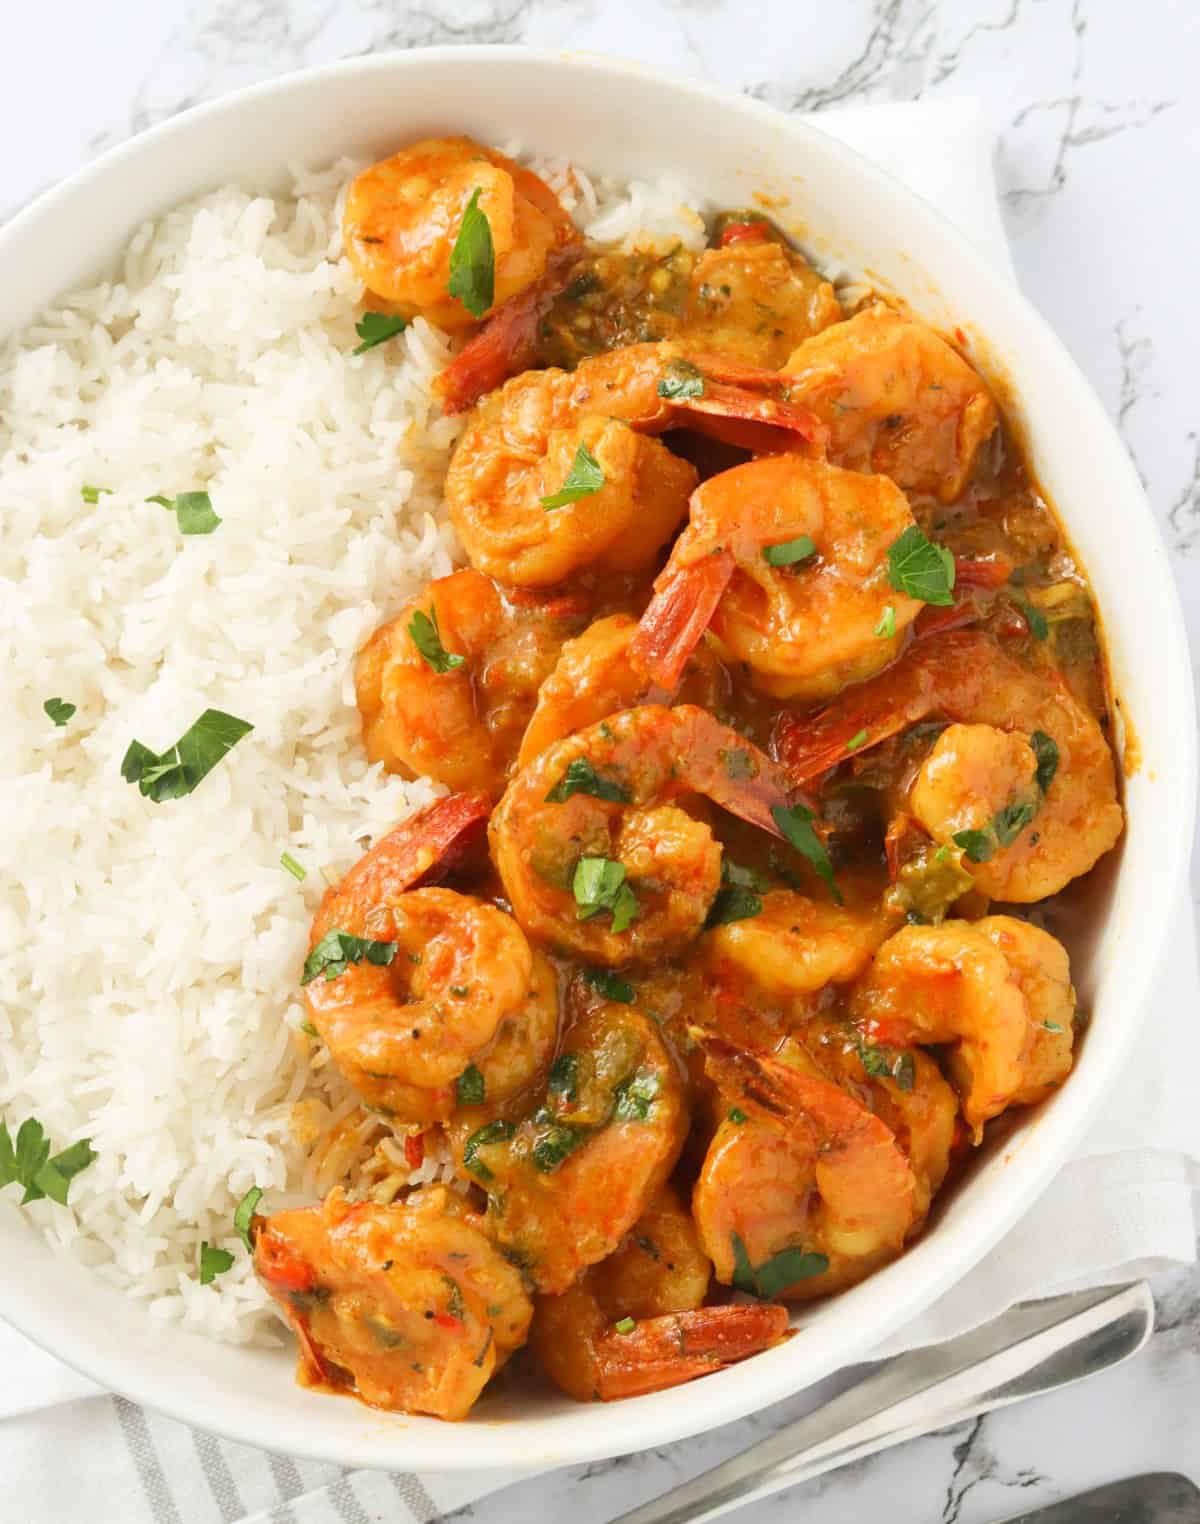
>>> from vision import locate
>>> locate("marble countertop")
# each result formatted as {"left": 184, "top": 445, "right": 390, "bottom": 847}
{"left": 4, "top": 1, "right": 1198, "bottom": 1520}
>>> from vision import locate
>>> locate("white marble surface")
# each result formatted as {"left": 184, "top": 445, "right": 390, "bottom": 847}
{"left": 4, "top": 1, "right": 1199, "bottom": 1519}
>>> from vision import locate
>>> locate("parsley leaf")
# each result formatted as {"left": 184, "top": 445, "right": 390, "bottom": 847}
{"left": 0, "top": 1118, "right": 96, "bottom": 1206}
{"left": 545, "top": 757, "right": 631, "bottom": 804}
{"left": 456, "top": 1064, "right": 486, "bottom": 1107}
{"left": 656, "top": 359, "right": 706, "bottom": 401}
{"left": 582, "top": 967, "right": 635, "bottom": 1003}
{"left": 728, "top": 1107, "right": 748, "bottom": 1124}
{"left": 856, "top": 1038, "right": 915, "bottom": 1092}
{"left": 120, "top": 709, "right": 253, "bottom": 803}
{"left": 462, "top": 1119, "right": 515, "bottom": 1183}
{"left": 234, "top": 1186, "right": 262, "bottom": 1251}
{"left": 874, "top": 603, "right": 897, "bottom": 639}
{"left": 300, "top": 928, "right": 398, "bottom": 985}
{"left": 1016, "top": 598, "right": 1049, "bottom": 641}
{"left": 993, "top": 798, "right": 1037, "bottom": 848}
{"left": 614, "top": 1316, "right": 636, "bottom": 1334}
{"left": 706, "top": 858, "right": 768, "bottom": 927}
{"left": 613, "top": 1071, "right": 660, "bottom": 1123}
{"left": 886, "top": 526, "right": 956, "bottom": 606}
{"left": 146, "top": 491, "right": 221, "bottom": 535}
{"left": 43, "top": 698, "right": 76, "bottom": 727}
{"left": 407, "top": 606, "right": 465, "bottom": 674}
{"left": 353, "top": 311, "right": 407, "bottom": 354}
{"left": 81, "top": 485, "right": 112, "bottom": 504}
{"left": 1030, "top": 730, "right": 1059, "bottom": 794}
{"left": 541, "top": 442, "right": 606, "bottom": 510}
{"left": 719, "top": 747, "right": 758, "bottom": 780}
{"left": 772, "top": 803, "right": 842, "bottom": 904}
{"left": 953, "top": 827, "right": 995, "bottom": 863}
{"left": 547, "top": 1052, "right": 580, "bottom": 1100}
{"left": 447, "top": 187, "right": 495, "bottom": 319}
{"left": 763, "top": 535, "right": 817, "bottom": 568}
{"left": 199, "top": 1242, "right": 235, "bottom": 1285}
{"left": 531, "top": 1115, "right": 588, "bottom": 1173}
{"left": 573, "top": 857, "right": 639, "bottom": 933}
{"left": 730, "top": 1233, "right": 828, "bottom": 1298}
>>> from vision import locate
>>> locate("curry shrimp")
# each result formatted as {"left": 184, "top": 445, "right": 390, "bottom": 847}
{"left": 253, "top": 1187, "right": 532, "bottom": 1420}
{"left": 448, "top": 1000, "right": 688, "bottom": 1294}
{"left": 342, "top": 136, "right": 576, "bottom": 331}
{"left": 694, "top": 1039, "right": 918, "bottom": 1300}
{"left": 775, "top": 630, "right": 1123, "bottom": 902}
{"left": 490, "top": 704, "right": 792, "bottom": 965}
{"left": 633, "top": 454, "right": 924, "bottom": 700}
{"left": 531, "top": 1185, "right": 787, "bottom": 1402}
{"left": 444, "top": 342, "right": 823, "bottom": 588}
{"left": 781, "top": 305, "right": 998, "bottom": 502}
{"left": 304, "top": 815, "right": 556, "bottom": 1123}
{"left": 851, "top": 916, "right": 1076, "bottom": 1139}
{"left": 355, "top": 568, "right": 590, "bottom": 799}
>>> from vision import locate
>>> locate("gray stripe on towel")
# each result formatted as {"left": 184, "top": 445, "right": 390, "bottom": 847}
{"left": 112, "top": 1396, "right": 184, "bottom": 1524}
{"left": 391, "top": 1471, "right": 442, "bottom": 1522}
{"left": 192, "top": 1429, "right": 246, "bottom": 1521}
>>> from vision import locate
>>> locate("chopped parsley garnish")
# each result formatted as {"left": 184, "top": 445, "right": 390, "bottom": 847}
{"left": 874, "top": 603, "right": 897, "bottom": 639}
{"left": 953, "top": 827, "right": 995, "bottom": 863}
{"left": 613, "top": 1071, "right": 660, "bottom": 1123}
{"left": 763, "top": 535, "right": 817, "bottom": 568}
{"left": 547, "top": 1052, "right": 580, "bottom": 1101}
{"left": 456, "top": 1064, "right": 486, "bottom": 1107}
{"left": 730, "top": 1233, "right": 828, "bottom": 1298}
{"left": 656, "top": 359, "right": 706, "bottom": 401}
{"left": 448, "top": 188, "right": 495, "bottom": 319}
{"left": 1042, "top": 1021, "right": 1064, "bottom": 1033}
{"left": 720, "top": 747, "right": 758, "bottom": 780}
{"left": 300, "top": 928, "right": 398, "bottom": 985}
{"left": 582, "top": 967, "right": 635, "bottom": 1004}
{"left": 1031, "top": 730, "right": 1059, "bottom": 794}
{"left": 0, "top": 1119, "right": 95, "bottom": 1207}
{"left": 280, "top": 851, "right": 306, "bottom": 881}
{"left": 614, "top": 1316, "right": 636, "bottom": 1334}
{"left": 846, "top": 729, "right": 868, "bottom": 752}
{"left": 407, "top": 606, "right": 465, "bottom": 674}
{"left": 199, "top": 1242, "right": 235, "bottom": 1285}
{"left": 728, "top": 1107, "right": 748, "bottom": 1124}
{"left": 353, "top": 311, "right": 408, "bottom": 354}
{"left": 856, "top": 1038, "right": 915, "bottom": 1091}
{"left": 886, "top": 526, "right": 955, "bottom": 606}
{"left": 531, "top": 1114, "right": 588, "bottom": 1173}
{"left": 541, "top": 442, "right": 605, "bottom": 510}
{"left": 234, "top": 1186, "right": 262, "bottom": 1251}
{"left": 772, "top": 803, "right": 841, "bottom": 904}
{"left": 81, "top": 485, "right": 112, "bottom": 504}
{"left": 545, "top": 757, "right": 631, "bottom": 804}
{"left": 462, "top": 1119, "right": 515, "bottom": 1183}
{"left": 121, "top": 708, "right": 253, "bottom": 803}
{"left": 1016, "top": 598, "right": 1049, "bottom": 641}
{"left": 573, "top": 857, "right": 639, "bottom": 933}
{"left": 993, "top": 798, "right": 1037, "bottom": 848}
{"left": 147, "top": 490, "right": 221, "bottom": 535}
{"left": 706, "top": 858, "right": 769, "bottom": 928}
{"left": 43, "top": 698, "right": 76, "bottom": 727}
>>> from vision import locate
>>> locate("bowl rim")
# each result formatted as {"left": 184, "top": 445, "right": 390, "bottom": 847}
{"left": 0, "top": 42, "right": 1194, "bottom": 1472}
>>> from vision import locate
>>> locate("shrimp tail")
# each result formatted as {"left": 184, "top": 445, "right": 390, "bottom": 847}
{"left": 630, "top": 550, "right": 734, "bottom": 691}
{"left": 672, "top": 705, "right": 793, "bottom": 839}
{"left": 593, "top": 1305, "right": 790, "bottom": 1401}
{"left": 437, "top": 244, "right": 583, "bottom": 414}
{"left": 317, "top": 792, "right": 490, "bottom": 920}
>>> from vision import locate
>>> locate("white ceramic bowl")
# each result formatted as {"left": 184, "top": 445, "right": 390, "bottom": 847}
{"left": 0, "top": 46, "right": 1193, "bottom": 1473}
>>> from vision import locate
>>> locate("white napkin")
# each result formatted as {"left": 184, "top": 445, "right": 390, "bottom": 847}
{"left": 3, "top": 97, "right": 1197, "bottom": 1524}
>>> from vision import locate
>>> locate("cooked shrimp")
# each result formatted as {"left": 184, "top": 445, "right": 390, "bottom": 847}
{"left": 532, "top": 1185, "right": 787, "bottom": 1401}
{"left": 305, "top": 818, "right": 556, "bottom": 1121}
{"left": 781, "top": 305, "right": 998, "bottom": 502}
{"left": 253, "top": 1186, "right": 532, "bottom": 1420}
{"left": 694, "top": 1039, "right": 917, "bottom": 1300}
{"left": 850, "top": 915, "right": 1075, "bottom": 1138}
{"left": 342, "top": 136, "right": 576, "bottom": 331}
{"left": 516, "top": 613, "right": 729, "bottom": 770}
{"left": 444, "top": 343, "right": 823, "bottom": 588}
{"left": 356, "top": 569, "right": 590, "bottom": 799}
{"left": 631, "top": 455, "right": 923, "bottom": 699}
{"left": 774, "top": 630, "right": 1123, "bottom": 902}
{"left": 447, "top": 999, "right": 688, "bottom": 1293}
{"left": 491, "top": 705, "right": 792, "bottom": 965}
{"left": 705, "top": 888, "right": 901, "bottom": 1002}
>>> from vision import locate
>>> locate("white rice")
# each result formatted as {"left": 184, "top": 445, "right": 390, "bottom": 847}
{"left": 0, "top": 157, "right": 708, "bottom": 1344}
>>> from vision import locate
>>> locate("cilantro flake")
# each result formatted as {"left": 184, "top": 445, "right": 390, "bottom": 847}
{"left": 353, "top": 311, "right": 408, "bottom": 354}
{"left": 234, "top": 1186, "right": 262, "bottom": 1251}
{"left": 886, "top": 526, "right": 956, "bottom": 606}
{"left": 447, "top": 188, "right": 495, "bottom": 319}
{"left": 573, "top": 857, "right": 639, "bottom": 933}
{"left": 730, "top": 1233, "right": 828, "bottom": 1298}
{"left": 300, "top": 928, "right": 398, "bottom": 985}
{"left": 541, "top": 442, "right": 605, "bottom": 510}
{"left": 456, "top": 1064, "right": 486, "bottom": 1107}
{"left": 43, "top": 698, "right": 76, "bottom": 727}
{"left": 545, "top": 757, "right": 631, "bottom": 804}
{"left": 199, "top": 1241, "right": 235, "bottom": 1285}
{"left": 656, "top": 359, "right": 706, "bottom": 401}
{"left": 772, "top": 803, "right": 842, "bottom": 904}
{"left": 874, "top": 603, "right": 897, "bottom": 639}
{"left": 408, "top": 605, "right": 465, "bottom": 674}
{"left": 582, "top": 968, "right": 635, "bottom": 1004}
{"left": 120, "top": 709, "right": 252, "bottom": 803}
{"left": 763, "top": 535, "right": 817, "bottom": 568}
